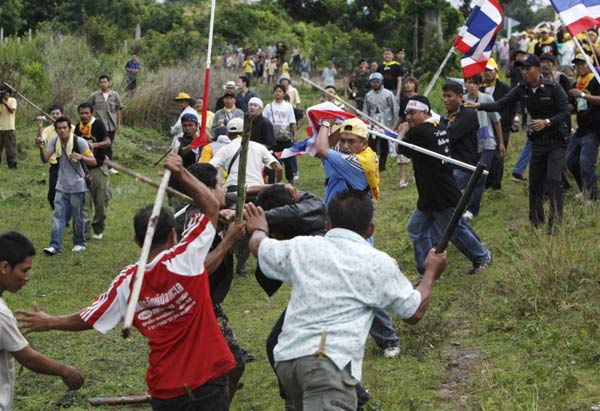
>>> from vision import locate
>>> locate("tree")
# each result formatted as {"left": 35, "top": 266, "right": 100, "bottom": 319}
{"left": 0, "top": 0, "right": 24, "bottom": 35}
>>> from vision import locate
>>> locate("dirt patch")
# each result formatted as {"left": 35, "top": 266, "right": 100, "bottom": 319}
{"left": 438, "top": 348, "right": 481, "bottom": 408}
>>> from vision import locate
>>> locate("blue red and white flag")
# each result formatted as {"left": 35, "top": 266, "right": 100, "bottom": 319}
{"left": 551, "top": 0, "right": 600, "bottom": 36}
{"left": 454, "top": 0, "right": 503, "bottom": 77}
{"left": 277, "top": 102, "right": 359, "bottom": 159}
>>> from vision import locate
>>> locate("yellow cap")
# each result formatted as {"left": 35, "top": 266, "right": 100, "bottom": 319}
{"left": 174, "top": 92, "right": 193, "bottom": 101}
{"left": 485, "top": 57, "right": 499, "bottom": 71}
{"left": 339, "top": 117, "right": 368, "bottom": 139}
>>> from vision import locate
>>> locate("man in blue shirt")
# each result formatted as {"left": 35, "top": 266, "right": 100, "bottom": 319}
{"left": 125, "top": 53, "right": 140, "bottom": 91}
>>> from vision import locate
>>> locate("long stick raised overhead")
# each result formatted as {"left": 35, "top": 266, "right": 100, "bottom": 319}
{"left": 3, "top": 81, "right": 53, "bottom": 119}
{"left": 122, "top": 138, "right": 180, "bottom": 338}
{"left": 301, "top": 77, "right": 487, "bottom": 175}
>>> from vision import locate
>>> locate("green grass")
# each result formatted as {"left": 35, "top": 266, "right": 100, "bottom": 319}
{"left": 1, "top": 95, "right": 599, "bottom": 410}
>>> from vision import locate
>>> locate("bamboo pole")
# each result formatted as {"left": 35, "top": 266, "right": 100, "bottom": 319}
{"left": 2, "top": 82, "right": 53, "bottom": 119}
{"left": 105, "top": 159, "right": 193, "bottom": 203}
{"left": 122, "top": 138, "right": 180, "bottom": 338}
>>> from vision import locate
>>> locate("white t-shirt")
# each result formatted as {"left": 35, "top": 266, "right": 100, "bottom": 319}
{"left": 0, "top": 297, "right": 29, "bottom": 411}
{"left": 262, "top": 101, "right": 296, "bottom": 128}
{"left": 209, "top": 137, "right": 277, "bottom": 187}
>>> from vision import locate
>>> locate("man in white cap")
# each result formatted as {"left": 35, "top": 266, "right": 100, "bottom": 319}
{"left": 215, "top": 81, "right": 237, "bottom": 111}
{"left": 209, "top": 117, "right": 282, "bottom": 192}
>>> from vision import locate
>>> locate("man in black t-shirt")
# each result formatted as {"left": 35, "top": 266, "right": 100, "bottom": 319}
{"left": 377, "top": 48, "right": 402, "bottom": 100}
{"left": 397, "top": 95, "right": 491, "bottom": 276}
{"left": 74, "top": 103, "right": 111, "bottom": 240}
{"left": 566, "top": 54, "right": 600, "bottom": 201}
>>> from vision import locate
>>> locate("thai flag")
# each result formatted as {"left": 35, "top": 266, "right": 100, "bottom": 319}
{"left": 551, "top": 0, "right": 600, "bottom": 36}
{"left": 277, "top": 102, "right": 358, "bottom": 159}
{"left": 454, "top": 0, "right": 503, "bottom": 77}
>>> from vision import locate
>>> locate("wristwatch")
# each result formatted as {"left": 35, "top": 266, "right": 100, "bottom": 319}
{"left": 322, "top": 120, "right": 331, "bottom": 128}
{"left": 581, "top": 92, "right": 587, "bottom": 99}
{"left": 545, "top": 119, "right": 551, "bottom": 127}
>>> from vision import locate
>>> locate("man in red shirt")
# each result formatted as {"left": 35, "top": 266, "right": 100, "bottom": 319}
{"left": 17, "top": 154, "right": 235, "bottom": 411}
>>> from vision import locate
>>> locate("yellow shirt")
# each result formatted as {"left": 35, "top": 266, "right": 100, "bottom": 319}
{"left": 244, "top": 59, "right": 255, "bottom": 75}
{"left": 0, "top": 97, "right": 17, "bottom": 130}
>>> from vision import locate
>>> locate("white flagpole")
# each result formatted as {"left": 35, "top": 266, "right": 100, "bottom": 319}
{"left": 369, "top": 129, "right": 487, "bottom": 174}
{"left": 423, "top": 47, "right": 456, "bottom": 97}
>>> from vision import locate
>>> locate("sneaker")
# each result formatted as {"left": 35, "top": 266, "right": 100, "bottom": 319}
{"left": 72, "top": 245, "right": 86, "bottom": 252}
{"left": 468, "top": 255, "right": 493, "bottom": 274}
{"left": 43, "top": 246, "right": 58, "bottom": 256}
{"left": 383, "top": 346, "right": 400, "bottom": 358}
{"left": 463, "top": 210, "right": 474, "bottom": 220}
{"left": 399, "top": 179, "right": 409, "bottom": 188}
{"left": 511, "top": 172, "right": 526, "bottom": 183}
{"left": 293, "top": 173, "right": 300, "bottom": 181}
{"left": 108, "top": 168, "right": 119, "bottom": 175}
{"left": 92, "top": 232, "right": 103, "bottom": 240}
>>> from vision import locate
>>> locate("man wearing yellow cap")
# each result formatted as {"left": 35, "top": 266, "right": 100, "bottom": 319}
{"left": 170, "top": 92, "right": 198, "bottom": 139}
{"left": 566, "top": 53, "right": 600, "bottom": 201}
{"left": 315, "top": 116, "right": 402, "bottom": 359}
{"left": 481, "top": 57, "right": 519, "bottom": 190}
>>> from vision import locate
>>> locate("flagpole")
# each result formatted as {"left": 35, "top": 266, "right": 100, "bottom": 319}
{"left": 368, "top": 129, "right": 486, "bottom": 174}
{"left": 301, "top": 77, "right": 487, "bottom": 174}
{"left": 193, "top": 0, "right": 216, "bottom": 153}
{"left": 571, "top": 36, "right": 600, "bottom": 86}
{"left": 584, "top": 32, "right": 600, "bottom": 69}
{"left": 423, "top": 47, "right": 456, "bottom": 97}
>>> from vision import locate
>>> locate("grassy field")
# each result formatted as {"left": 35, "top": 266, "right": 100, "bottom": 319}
{"left": 1, "top": 85, "right": 599, "bottom": 411}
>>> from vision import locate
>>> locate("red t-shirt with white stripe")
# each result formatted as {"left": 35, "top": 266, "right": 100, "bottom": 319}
{"left": 79, "top": 213, "right": 235, "bottom": 399}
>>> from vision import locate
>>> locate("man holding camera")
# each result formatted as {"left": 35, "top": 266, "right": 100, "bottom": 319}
{"left": 0, "top": 86, "right": 17, "bottom": 169}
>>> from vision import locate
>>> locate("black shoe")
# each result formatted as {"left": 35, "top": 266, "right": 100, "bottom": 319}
{"left": 511, "top": 172, "right": 526, "bottom": 183}
{"left": 469, "top": 255, "right": 493, "bottom": 274}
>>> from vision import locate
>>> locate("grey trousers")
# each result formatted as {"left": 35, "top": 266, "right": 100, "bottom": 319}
{"left": 275, "top": 355, "right": 358, "bottom": 411}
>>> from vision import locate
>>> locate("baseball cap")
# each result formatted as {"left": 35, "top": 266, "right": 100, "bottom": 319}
{"left": 368, "top": 72, "right": 384, "bottom": 82}
{"left": 181, "top": 113, "right": 199, "bottom": 123}
{"left": 224, "top": 81, "right": 236, "bottom": 88}
{"left": 539, "top": 53, "right": 556, "bottom": 64}
{"left": 485, "top": 57, "right": 499, "bottom": 71}
{"left": 514, "top": 54, "right": 540, "bottom": 68}
{"left": 223, "top": 91, "right": 236, "bottom": 98}
{"left": 227, "top": 117, "right": 244, "bottom": 133}
{"left": 339, "top": 118, "right": 368, "bottom": 139}
{"left": 572, "top": 53, "right": 588, "bottom": 64}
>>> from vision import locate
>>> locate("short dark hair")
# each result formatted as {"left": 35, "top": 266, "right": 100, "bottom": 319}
{"left": 442, "top": 80, "right": 464, "bottom": 95}
{"left": 48, "top": 104, "right": 64, "bottom": 114}
{"left": 187, "top": 163, "right": 218, "bottom": 189}
{"left": 273, "top": 84, "right": 286, "bottom": 93}
{"left": 77, "top": 102, "right": 94, "bottom": 113}
{"left": 0, "top": 231, "right": 35, "bottom": 268}
{"left": 99, "top": 74, "right": 110, "bottom": 82}
{"left": 255, "top": 185, "right": 294, "bottom": 211}
{"left": 465, "top": 74, "right": 483, "bottom": 85}
{"left": 327, "top": 190, "right": 373, "bottom": 234}
{"left": 133, "top": 205, "right": 175, "bottom": 247}
{"left": 239, "top": 75, "right": 250, "bottom": 87}
{"left": 54, "top": 116, "right": 72, "bottom": 130}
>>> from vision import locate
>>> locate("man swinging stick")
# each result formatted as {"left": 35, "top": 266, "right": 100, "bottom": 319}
{"left": 17, "top": 154, "right": 236, "bottom": 411}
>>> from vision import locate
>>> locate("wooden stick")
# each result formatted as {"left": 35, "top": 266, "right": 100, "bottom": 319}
{"left": 235, "top": 114, "right": 253, "bottom": 224}
{"left": 314, "top": 330, "right": 328, "bottom": 358}
{"left": 2, "top": 81, "right": 53, "bottom": 119}
{"left": 105, "top": 159, "right": 193, "bottom": 204}
{"left": 88, "top": 395, "right": 150, "bottom": 406}
{"left": 150, "top": 148, "right": 171, "bottom": 168}
{"left": 122, "top": 138, "right": 180, "bottom": 338}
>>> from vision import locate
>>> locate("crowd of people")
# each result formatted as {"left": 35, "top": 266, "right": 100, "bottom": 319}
{"left": 0, "top": 20, "right": 599, "bottom": 411}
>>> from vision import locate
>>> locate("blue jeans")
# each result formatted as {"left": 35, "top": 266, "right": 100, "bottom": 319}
{"left": 50, "top": 191, "right": 85, "bottom": 251}
{"left": 566, "top": 130, "right": 599, "bottom": 200}
{"left": 369, "top": 309, "right": 400, "bottom": 348}
{"left": 513, "top": 139, "right": 532, "bottom": 176}
{"left": 468, "top": 149, "right": 495, "bottom": 216}
{"left": 407, "top": 207, "right": 490, "bottom": 274}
